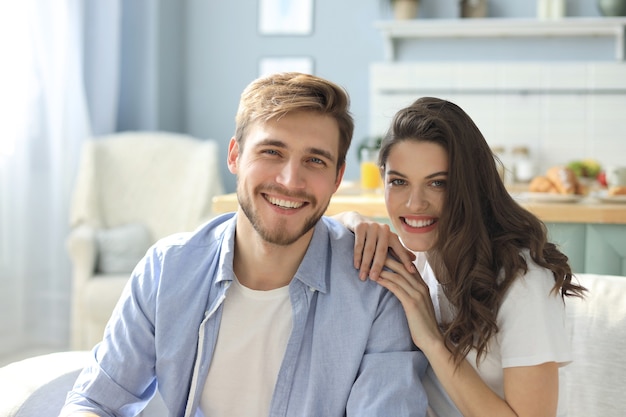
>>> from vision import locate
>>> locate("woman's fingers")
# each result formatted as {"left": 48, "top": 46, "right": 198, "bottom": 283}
{"left": 346, "top": 211, "right": 417, "bottom": 281}
{"left": 381, "top": 257, "right": 426, "bottom": 290}
{"left": 387, "top": 237, "right": 417, "bottom": 276}
{"left": 376, "top": 266, "right": 441, "bottom": 349}
{"left": 352, "top": 221, "right": 368, "bottom": 272}
{"left": 353, "top": 221, "right": 391, "bottom": 280}
{"left": 354, "top": 224, "right": 417, "bottom": 281}
{"left": 353, "top": 222, "right": 379, "bottom": 280}
{"left": 366, "top": 223, "right": 392, "bottom": 280}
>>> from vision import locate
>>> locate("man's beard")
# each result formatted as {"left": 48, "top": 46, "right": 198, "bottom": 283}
{"left": 237, "top": 183, "right": 329, "bottom": 246}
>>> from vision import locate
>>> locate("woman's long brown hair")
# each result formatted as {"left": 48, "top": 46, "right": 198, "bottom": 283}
{"left": 378, "top": 97, "right": 586, "bottom": 365}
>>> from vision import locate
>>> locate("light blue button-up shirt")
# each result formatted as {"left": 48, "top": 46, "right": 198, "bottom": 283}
{"left": 62, "top": 213, "right": 428, "bottom": 417}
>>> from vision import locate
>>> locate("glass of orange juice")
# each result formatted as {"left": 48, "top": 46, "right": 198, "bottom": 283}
{"left": 360, "top": 148, "right": 382, "bottom": 192}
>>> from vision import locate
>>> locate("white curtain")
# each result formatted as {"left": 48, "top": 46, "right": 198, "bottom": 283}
{"left": 0, "top": 0, "right": 121, "bottom": 354}
{"left": 83, "top": 0, "right": 122, "bottom": 136}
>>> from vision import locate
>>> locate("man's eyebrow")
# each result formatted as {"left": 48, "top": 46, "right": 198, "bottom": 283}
{"left": 257, "top": 139, "right": 336, "bottom": 163}
{"left": 305, "top": 147, "right": 335, "bottom": 163}
{"left": 256, "top": 139, "right": 287, "bottom": 148}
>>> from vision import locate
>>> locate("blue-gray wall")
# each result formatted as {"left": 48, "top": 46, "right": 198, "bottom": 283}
{"left": 127, "top": 0, "right": 611, "bottom": 193}
{"left": 185, "top": 0, "right": 388, "bottom": 193}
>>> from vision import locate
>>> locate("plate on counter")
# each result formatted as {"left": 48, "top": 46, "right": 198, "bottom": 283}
{"left": 591, "top": 190, "right": 626, "bottom": 204}
{"left": 518, "top": 192, "right": 584, "bottom": 203}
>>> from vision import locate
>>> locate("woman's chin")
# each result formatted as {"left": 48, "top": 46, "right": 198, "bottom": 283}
{"left": 401, "top": 237, "right": 433, "bottom": 253}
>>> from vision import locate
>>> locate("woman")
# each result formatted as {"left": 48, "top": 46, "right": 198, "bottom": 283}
{"left": 336, "top": 97, "right": 585, "bottom": 417}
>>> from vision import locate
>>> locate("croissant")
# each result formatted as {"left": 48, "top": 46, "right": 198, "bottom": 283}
{"left": 546, "top": 166, "right": 578, "bottom": 195}
{"left": 529, "top": 176, "right": 559, "bottom": 193}
{"left": 608, "top": 186, "right": 626, "bottom": 196}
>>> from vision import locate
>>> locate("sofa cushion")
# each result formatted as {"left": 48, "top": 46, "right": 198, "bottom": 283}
{"left": 0, "top": 351, "right": 90, "bottom": 417}
{"left": 95, "top": 223, "right": 151, "bottom": 274}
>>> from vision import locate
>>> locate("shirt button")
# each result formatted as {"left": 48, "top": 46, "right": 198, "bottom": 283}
{"left": 309, "top": 286, "right": 315, "bottom": 292}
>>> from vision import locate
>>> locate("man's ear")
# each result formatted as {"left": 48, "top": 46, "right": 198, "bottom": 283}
{"left": 227, "top": 137, "right": 239, "bottom": 174}
{"left": 333, "top": 162, "right": 346, "bottom": 192}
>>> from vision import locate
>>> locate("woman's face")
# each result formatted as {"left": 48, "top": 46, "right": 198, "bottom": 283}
{"left": 383, "top": 140, "right": 448, "bottom": 252}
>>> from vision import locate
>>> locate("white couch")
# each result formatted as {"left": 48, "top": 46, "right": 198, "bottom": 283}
{"left": 562, "top": 273, "right": 626, "bottom": 416}
{"left": 0, "top": 351, "right": 167, "bottom": 417}
{"left": 67, "top": 131, "right": 224, "bottom": 350}
{"left": 1, "top": 273, "right": 624, "bottom": 416}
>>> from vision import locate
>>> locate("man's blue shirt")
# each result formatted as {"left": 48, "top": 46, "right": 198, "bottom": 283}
{"left": 63, "top": 212, "right": 428, "bottom": 416}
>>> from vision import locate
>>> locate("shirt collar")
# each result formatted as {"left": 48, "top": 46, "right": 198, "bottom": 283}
{"left": 293, "top": 220, "right": 329, "bottom": 294}
{"left": 216, "top": 213, "right": 330, "bottom": 293}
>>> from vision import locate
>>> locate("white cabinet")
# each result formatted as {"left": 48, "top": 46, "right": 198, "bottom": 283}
{"left": 375, "top": 18, "right": 626, "bottom": 61}
{"left": 369, "top": 61, "right": 626, "bottom": 174}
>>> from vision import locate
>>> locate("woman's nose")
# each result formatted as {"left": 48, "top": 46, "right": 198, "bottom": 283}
{"left": 406, "top": 187, "right": 428, "bottom": 211}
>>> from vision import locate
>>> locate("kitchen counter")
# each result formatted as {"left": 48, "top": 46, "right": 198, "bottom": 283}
{"left": 212, "top": 184, "right": 626, "bottom": 275}
{"left": 212, "top": 189, "right": 626, "bottom": 224}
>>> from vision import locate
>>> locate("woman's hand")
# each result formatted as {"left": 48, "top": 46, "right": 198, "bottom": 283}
{"left": 332, "top": 211, "right": 415, "bottom": 280}
{"left": 376, "top": 257, "right": 443, "bottom": 352}
{"left": 378, "top": 258, "right": 561, "bottom": 417}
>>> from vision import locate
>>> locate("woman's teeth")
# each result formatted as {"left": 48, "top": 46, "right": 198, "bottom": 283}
{"left": 404, "top": 218, "right": 435, "bottom": 228}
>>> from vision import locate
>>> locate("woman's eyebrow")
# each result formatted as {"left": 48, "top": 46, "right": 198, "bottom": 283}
{"left": 386, "top": 170, "right": 448, "bottom": 179}
{"left": 425, "top": 171, "right": 448, "bottom": 179}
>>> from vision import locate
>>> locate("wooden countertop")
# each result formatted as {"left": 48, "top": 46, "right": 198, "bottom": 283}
{"left": 212, "top": 187, "right": 626, "bottom": 225}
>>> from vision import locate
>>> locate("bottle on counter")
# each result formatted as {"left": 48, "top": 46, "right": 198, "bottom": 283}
{"left": 511, "top": 146, "right": 535, "bottom": 183}
{"left": 537, "top": 0, "right": 565, "bottom": 19}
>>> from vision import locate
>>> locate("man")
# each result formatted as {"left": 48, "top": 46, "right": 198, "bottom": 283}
{"left": 60, "top": 72, "right": 428, "bottom": 417}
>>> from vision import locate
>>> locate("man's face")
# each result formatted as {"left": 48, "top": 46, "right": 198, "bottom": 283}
{"left": 228, "top": 111, "right": 345, "bottom": 246}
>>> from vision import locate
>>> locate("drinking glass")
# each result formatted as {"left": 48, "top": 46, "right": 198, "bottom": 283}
{"left": 360, "top": 148, "right": 382, "bottom": 192}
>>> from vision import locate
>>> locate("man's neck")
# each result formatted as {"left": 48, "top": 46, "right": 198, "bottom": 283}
{"left": 233, "top": 217, "right": 314, "bottom": 291}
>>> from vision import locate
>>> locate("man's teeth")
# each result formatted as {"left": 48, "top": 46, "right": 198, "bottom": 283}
{"left": 404, "top": 218, "right": 435, "bottom": 228}
{"left": 267, "top": 196, "right": 304, "bottom": 209}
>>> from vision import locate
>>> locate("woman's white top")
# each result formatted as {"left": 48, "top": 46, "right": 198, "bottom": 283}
{"left": 415, "top": 251, "right": 572, "bottom": 417}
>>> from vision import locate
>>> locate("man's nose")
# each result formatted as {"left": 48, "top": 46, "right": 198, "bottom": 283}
{"left": 276, "top": 160, "right": 306, "bottom": 189}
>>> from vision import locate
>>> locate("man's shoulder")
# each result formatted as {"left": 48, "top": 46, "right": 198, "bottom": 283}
{"left": 321, "top": 216, "right": 355, "bottom": 244}
{"left": 153, "top": 212, "right": 235, "bottom": 254}
{"left": 318, "top": 217, "right": 385, "bottom": 293}
{"left": 137, "top": 214, "right": 235, "bottom": 289}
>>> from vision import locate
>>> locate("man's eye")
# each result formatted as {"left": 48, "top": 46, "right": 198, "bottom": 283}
{"left": 310, "top": 157, "right": 325, "bottom": 165}
{"left": 389, "top": 178, "right": 406, "bottom": 186}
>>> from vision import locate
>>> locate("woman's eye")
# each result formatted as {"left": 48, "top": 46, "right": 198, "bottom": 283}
{"left": 431, "top": 179, "right": 446, "bottom": 188}
{"left": 389, "top": 178, "right": 406, "bottom": 186}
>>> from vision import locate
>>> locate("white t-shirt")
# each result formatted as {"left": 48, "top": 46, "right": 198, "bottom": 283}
{"left": 416, "top": 251, "right": 572, "bottom": 417}
{"left": 200, "top": 277, "right": 292, "bottom": 417}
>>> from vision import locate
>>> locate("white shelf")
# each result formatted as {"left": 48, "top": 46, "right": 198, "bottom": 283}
{"left": 375, "top": 17, "right": 626, "bottom": 61}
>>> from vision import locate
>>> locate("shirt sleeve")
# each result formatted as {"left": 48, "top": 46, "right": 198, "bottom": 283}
{"left": 497, "top": 260, "right": 573, "bottom": 368}
{"left": 61, "top": 249, "right": 161, "bottom": 417}
{"left": 345, "top": 289, "right": 430, "bottom": 416}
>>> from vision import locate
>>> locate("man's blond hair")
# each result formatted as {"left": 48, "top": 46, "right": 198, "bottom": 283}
{"left": 235, "top": 72, "right": 354, "bottom": 171}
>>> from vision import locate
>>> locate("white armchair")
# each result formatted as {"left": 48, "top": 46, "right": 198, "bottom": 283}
{"left": 67, "top": 131, "right": 224, "bottom": 350}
